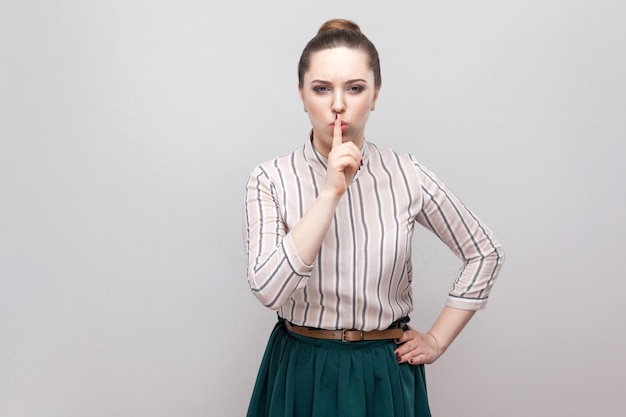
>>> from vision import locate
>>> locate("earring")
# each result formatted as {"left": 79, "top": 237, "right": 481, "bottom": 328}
{"left": 304, "top": 108, "right": 308, "bottom": 112}
{"left": 370, "top": 105, "right": 375, "bottom": 111}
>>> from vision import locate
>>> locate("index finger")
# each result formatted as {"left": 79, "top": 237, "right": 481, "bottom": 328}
{"left": 332, "top": 114, "right": 343, "bottom": 149}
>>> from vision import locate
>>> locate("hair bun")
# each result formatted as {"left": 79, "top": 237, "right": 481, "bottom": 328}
{"left": 317, "top": 19, "right": 361, "bottom": 35}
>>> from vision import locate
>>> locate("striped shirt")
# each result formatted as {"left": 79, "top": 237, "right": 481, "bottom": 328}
{"left": 243, "top": 138, "right": 505, "bottom": 331}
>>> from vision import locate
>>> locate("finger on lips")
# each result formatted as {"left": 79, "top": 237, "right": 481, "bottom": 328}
{"left": 333, "top": 114, "right": 342, "bottom": 148}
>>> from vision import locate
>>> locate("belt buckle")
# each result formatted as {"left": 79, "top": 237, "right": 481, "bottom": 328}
{"left": 341, "top": 329, "right": 364, "bottom": 342}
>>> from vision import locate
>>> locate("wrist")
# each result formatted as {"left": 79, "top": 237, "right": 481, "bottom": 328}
{"left": 318, "top": 188, "right": 343, "bottom": 204}
{"left": 426, "top": 331, "right": 443, "bottom": 355}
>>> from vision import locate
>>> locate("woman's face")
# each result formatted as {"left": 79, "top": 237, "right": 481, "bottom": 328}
{"left": 300, "top": 47, "right": 379, "bottom": 157}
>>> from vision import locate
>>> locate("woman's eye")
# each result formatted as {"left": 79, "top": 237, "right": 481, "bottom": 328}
{"left": 313, "top": 86, "right": 331, "bottom": 93}
{"left": 347, "top": 85, "right": 364, "bottom": 94}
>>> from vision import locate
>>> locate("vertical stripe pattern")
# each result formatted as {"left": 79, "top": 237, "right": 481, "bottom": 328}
{"left": 243, "top": 139, "right": 505, "bottom": 331}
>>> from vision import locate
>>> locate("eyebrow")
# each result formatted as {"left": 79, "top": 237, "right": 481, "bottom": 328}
{"left": 309, "top": 78, "right": 369, "bottom": 85}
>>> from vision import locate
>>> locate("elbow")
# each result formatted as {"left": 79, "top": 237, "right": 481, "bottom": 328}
{"left": 247, "top": 268, "right": 308, "bottom": 310}
{"left": 247, "top": 272, "right": 284, "bottom": 310}
{"left": 494, "top": 245, "right": 506, "bottom": 270}
{"left": 478, "top": 244, "right": 505, "bottom": 269}
{"left": 250, "top": 288, "right": 282, "bottom": 310}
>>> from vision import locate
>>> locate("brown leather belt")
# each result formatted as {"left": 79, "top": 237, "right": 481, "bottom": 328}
{"left": 285, "top": 321, "right": 404, "bottom": 342}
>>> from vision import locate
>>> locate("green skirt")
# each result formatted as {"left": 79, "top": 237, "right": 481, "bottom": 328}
{"left": 246, "top": 319, "right": 431, "bottom": 417}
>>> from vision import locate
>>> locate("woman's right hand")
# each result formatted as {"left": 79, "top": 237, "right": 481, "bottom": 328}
{"left": 324, "top": 115, "right": 362, "bottom": 197}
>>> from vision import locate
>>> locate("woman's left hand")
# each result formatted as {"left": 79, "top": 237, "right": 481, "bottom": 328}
{"left": 394, "top": 326, "right": 442, "bottom": 365}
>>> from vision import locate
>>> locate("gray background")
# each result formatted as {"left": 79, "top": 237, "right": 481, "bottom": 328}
{"left": 1, "top": 0, "right": 625, "bottom": 416}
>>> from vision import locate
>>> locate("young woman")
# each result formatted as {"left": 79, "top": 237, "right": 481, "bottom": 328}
{"left": 243, "top": 18, "right": 505, "bottom": 417}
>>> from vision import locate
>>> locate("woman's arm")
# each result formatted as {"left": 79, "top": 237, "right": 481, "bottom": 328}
{"left": 245, "top": 116, "right": 361, "bottom": 308}
{"left": 412, "top": 158, "right": 505, "bottom": 311}
{"left": 393, "top": 159, "right": 505, "bottom": 364}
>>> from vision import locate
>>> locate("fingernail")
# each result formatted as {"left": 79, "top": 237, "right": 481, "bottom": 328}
{"left": 395, "top": 352, "right": 401, "bottom": 363}
{"left": 360, "top": 160, "right": 364, "bottom": 166}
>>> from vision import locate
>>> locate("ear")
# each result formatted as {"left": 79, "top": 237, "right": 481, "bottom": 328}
{"left": 298, "top": 85, "right": 307, "bottom": 112}
{"left": 371, "top": 88, "right": 380, "bottom": 111}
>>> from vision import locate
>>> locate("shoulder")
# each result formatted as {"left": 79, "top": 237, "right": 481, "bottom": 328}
{"left": 366, "top": 142, "right": 423, "bottom": 172}
{"left": 245, "top": 146, "right": 309, "bottom": 194}
{"left": 366, "top": 142, "right": 445, "bottom": 195}
{"left": 248, "top": 146, "right": 305, "bottom": 177}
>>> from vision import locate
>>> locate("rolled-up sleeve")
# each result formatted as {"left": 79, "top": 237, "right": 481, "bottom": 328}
{"left": 243, "top": 166, "right": 313, "bottom": 309}
{"left": 412, "top": 159, "right": 505, "bottom": 310}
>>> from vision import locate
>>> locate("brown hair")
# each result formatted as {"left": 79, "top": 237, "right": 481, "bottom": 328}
{"left": 297, "top": 19, "right": 381, "bottom": 89}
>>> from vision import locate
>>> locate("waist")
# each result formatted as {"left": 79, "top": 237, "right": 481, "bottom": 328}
{"left": 284, "top": 321, "right": 405, "bottom": 342}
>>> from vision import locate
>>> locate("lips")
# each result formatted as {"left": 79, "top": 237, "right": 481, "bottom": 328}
{"left": 330, "top": 121, "right": 349, "bottom": 133}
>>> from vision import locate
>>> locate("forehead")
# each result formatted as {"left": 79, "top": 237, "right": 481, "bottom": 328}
{"left": 304, "top": 47, "right": 373, "bottom": 82}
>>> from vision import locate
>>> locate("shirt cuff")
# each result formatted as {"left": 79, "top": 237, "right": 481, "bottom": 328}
{"left": 446, "top": 295, "right": 489, "bottom": 311}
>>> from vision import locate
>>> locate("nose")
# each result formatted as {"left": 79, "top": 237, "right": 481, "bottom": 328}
{"left": 331, "top": 91, "right": 346, "bottom": 114}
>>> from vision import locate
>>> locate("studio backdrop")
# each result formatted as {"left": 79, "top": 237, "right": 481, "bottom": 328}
{"left": 1, "top": 1, "right": 625, "bottom": 416}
